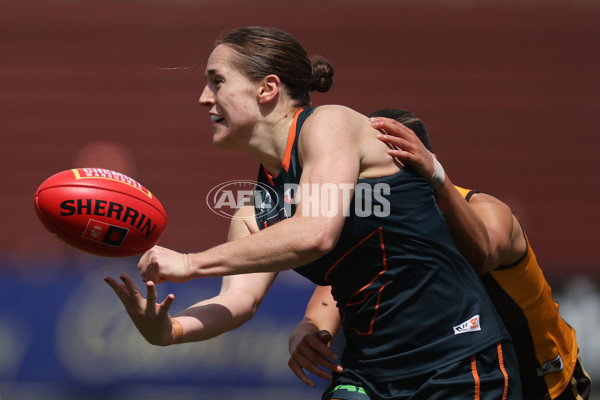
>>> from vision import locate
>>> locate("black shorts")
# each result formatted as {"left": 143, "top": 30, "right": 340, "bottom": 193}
{"left": 555, "top": 356, "right": 592, "bottom": 400}
{"left": 322, "top": 341, "right": 522, "bottom": 400}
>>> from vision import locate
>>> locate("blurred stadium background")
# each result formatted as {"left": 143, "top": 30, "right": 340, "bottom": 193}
{"left": 1, "top": 0, "right": 598, "bottom": 398}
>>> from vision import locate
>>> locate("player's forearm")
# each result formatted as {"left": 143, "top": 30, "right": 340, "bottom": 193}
{"left": 303, "top": 285, "right": 341, "bottom": 337}
{"left": 172, "top": 291, "right": 257, "bottom": 343}
{"left": 186, "top": 216, "right": 337, "bottom": 278}
{"left": 434, "top": 176, "right": 492, "bottom": 273}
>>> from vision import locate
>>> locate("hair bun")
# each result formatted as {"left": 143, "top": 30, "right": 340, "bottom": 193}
{"left": 310, "top": 56, "right": 334, "bottom": 93}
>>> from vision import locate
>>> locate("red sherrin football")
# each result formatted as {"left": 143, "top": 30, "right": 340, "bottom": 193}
{"left": 34, "top": 168, "right": 167, "bottom": 257}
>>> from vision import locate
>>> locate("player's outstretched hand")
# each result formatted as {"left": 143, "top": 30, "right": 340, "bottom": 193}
{"left": 105, "top": 274, "right": 176, "bottom": 346}
{"left": 370, "top": 116, "right": 435, "bottom": 179}
{"left": 138, "top": 245, "right": 191, "bottom": 284}
{"left": 288, "top": 329, "right": 343, "bottom": 387}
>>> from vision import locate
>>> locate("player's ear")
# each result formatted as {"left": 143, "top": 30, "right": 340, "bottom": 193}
{"left": 258, "top": 74, "right": 280, "bottom": 104}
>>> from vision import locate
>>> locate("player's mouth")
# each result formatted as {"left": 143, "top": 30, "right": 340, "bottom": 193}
{"left": 210, "top": 113, "right": 225, "bottom": 125}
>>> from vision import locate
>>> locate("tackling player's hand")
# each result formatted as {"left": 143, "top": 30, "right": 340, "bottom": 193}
{"left": 288, "top": 329, "right": 343, "bottom": 387}
{"left": 370, "top": 116, "right": 436, "bottom": 179}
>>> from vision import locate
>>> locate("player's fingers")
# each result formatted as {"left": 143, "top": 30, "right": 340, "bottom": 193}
{"left": 120, "top": 274, "right": 144, "bottom": 301}
{"left": 296, "top": 350, "right": 335, "bottom": 381}
{"left": 377, "top": 133, "right": 416, "bottom": 154}
{"left": 317, "top": 330, "right": 333, "bottom": 342}
{"left": 387, "top": 148, "right": 406, "bottom": 158}
{"left": 316, "top": 331, "right": 341, "bottom": 362}
{"left": 312, "top": 331, "right": 337, "bottom": 360}
{"left": 305, "top": 347, "right": 341, "bottom": 373}
{"left": 138, "top": 248, "right": 157, "bottom": 281}
{"left": 288, "top": 358, "right": 317, "bottom": 387}
{"left": 296, "top": 337, "right": 341, "bottom": 373}
{"left": 371, "top": 116, "right": 407, "bottom": 130}
{"left": 138, "top": 250, "right": 150, "bottom": 272}
{"left": 374, "top": 118, "right": 424, "bottom": 150}
{"left": 145, "top": 280, "right": 158, "bottom": 306}
{"left": 104, "top": 277, "right": 146, "bottom": 318}
{"left": 371, "top": 117, "right": 412, "bottom": 138}
{"left": 312, "top": 367, "right": 334, "bottom": 382}
{"left": 104, "top": 277, "right": 129, "bottom": 301}
{"left": 143, "top": 260, "right": 165, "bottom": 284}
{"left": 140, "top": 265, "right": 151, "bottom": 283}
{"left": 157, "top": 294, "right": 175, "bottom": 318}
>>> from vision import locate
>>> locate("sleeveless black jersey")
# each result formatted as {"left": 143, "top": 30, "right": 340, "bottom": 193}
{"left": 254, "top": 108, "right": 510, "bottom": 382}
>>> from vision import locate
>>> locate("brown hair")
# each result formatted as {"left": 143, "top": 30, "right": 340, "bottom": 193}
{"left": 216, "top": 26, "right": 334, "bottom": 107}
{"left": 369, "top": 109, "right": 434, "bottom": 152}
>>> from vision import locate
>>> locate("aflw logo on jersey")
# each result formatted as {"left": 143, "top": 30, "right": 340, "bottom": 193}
{"left": 453, "top": 315, "right": 481, "bottom": 335}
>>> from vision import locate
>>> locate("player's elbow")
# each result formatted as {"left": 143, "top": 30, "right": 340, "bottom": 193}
{"left": 314, "top": 233, "right": 338, "bottom": 255}
{"left": 476, "top": 248, "right": 511, "bottom": 275}
{"left": 468, "top": 243, "right": 503, "bottom": 275}
{"left": 470, "top": 256, "right": 490, "bottom": 275}
{"left": 228, "top": 289, "right": 264, "bottom": 327}
{"left": 465, "top": 244, "right": 493, "bottom": 275}
{"left": 301, "top": 224, "right": 339, "bottom": 257}
{"left": 472, "top": 231, "right": 511, "bottom": 275}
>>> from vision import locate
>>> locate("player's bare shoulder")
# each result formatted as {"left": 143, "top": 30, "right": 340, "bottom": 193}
{"left": 470, "top": 192, "right": 511, "bottom": 211}
{"left": 301, "top": 106, "right": 398, "bottom": 178}
{"left": 301, "top": 105, "right": 371, "bottom": 143}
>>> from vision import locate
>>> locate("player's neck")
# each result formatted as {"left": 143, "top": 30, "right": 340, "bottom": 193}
{"left": 248, "top": 107, "right": 300, "bottom": 176}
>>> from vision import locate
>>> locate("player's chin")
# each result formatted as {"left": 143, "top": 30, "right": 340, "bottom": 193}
{"left": 212, "top": 137, "right": 225, "bottom": 148}
{"left": 211, "top": 132, "right": 233, "bottom": 149}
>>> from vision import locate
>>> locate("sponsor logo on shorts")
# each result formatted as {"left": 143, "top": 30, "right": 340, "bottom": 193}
{"left": 453, "top": 314, "right": 481, "bottom": 335}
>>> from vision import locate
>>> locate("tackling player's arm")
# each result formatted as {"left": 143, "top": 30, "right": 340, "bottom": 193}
{"left": 371, "top": 116, "right": 492, "bottom": 273}
{"left": 465, "top": 192, "right": 527, "bottom": 270}
{"left": 288, "top": 284, "right": 343, "bottom": 387}
{"left": 371, "top": 116, "right": 526, "bottom": 273}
